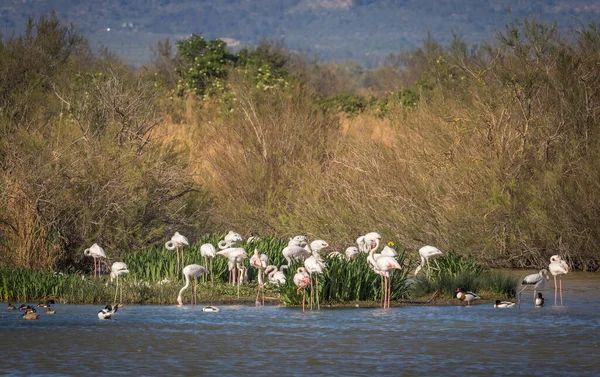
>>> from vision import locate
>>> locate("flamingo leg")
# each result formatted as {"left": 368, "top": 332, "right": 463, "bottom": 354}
{"left": 194, "top": 277, "right": 197, "bottom": 305}
{"left": 210, "top": 259, "right": 214, "bottom": 285}
{"left": 554, "top": 275, "right": 558, "bottom": 305}
{"left": 302, "top": 288, "right": 305, "bottom": 312}
{"left": 559, "top": 277, "right": 563, "bottom": 306}
{"left": 309, "top": 275, "right": 314, "bottom": 310}
{"left": 176, "top": 248, "right": 180, "bottom": 279}
{"left": 114, "top": 276, "right": 119, "bottom": 303}
{"left": 316, "top": 274, "right": 320, "bottom": 310}
{"left": 388, "top": 275, "right": 392, "bottom": 309}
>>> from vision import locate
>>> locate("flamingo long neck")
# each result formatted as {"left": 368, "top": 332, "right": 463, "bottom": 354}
{"left": 420, "top": 255, "right": 426, "bottom": 268}
{"left": 177, "top": 273, "right": 190, "bottom": 305}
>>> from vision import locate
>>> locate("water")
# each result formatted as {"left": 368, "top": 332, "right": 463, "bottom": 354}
{"left": 2, "top": 272, "right": 599, "bottom": 376}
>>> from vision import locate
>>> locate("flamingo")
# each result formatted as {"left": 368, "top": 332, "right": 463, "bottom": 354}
{"left": 549, "top": 255, "right": 569, "bottom": 305}
{"left": 200, "top": 243, "right": 217, "bottom": 284}
{"left": 288, "top": 235, "right": 308, "bottom": 247}
{"left": 265, "top": 265, "right": 287, "bottom": 285}
{"left": 216, "top": 247, "right": 247, "bottom": 286}
{"left": 202, "top": 306, "right": 220, "bottom": 312}
{"left": 84, "top": 243, "right": 106, "bottom": 278}
{"left": 517, "top": 269, "right": 549, "bottom": 307}
{"left": 177, "top": 264, "right": 209, "bottom": 306}
{"left": 110, "top": 262, "right": 129, "bottom": 304}
{"left": 414, "top": 245, "right": 443, "bottom": 276}
{"left": 304, "top": 240, "right": 328, "bottom": 310}
{"left": 97, "top": 304, "right": 118, "bottom": 319}
{"left": 293, "top": 267, "right": 311, "bottom": 312}
{"left": 218, "top": 231, "right": 243, "bottom": 249}
{"left": 494, "top": 300, "right": 516, "bottom": 308}
{"left": 282, "top": 244, "right": 311, "bottom": 266}
{"left": 535, "top": 292, "right": 545, "bottom": 307}
{"left": 250, "top": 249, "right": 269, "bottom": 306}
{"left": 375, "top": 254, "right": 403, "bottom": 309}
{"left": 345, "top": 246, "right": 359, "bottom": 260}
{"left": 166, "top": 232, "right": 189, "bottom": 279}
{"left": 456, "top": 288, "right": 481, "bottom": 306}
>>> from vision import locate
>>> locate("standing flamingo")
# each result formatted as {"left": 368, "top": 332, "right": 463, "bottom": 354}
{"left": 304, "top": 240, "right": 328, "bottom": 310}
{"left": 375, "top": 254, "right": 403, "bottom": 308}
{"left": 282, "top": 244, "right": 312, "bottom": 266}
{"left": 166, "top": 232, "right": 189, "bottom": 279}
{"left": 517, "top": 269, "right": 549, "bottom": 307}
{"left": 84, "top": 243, "right": 106, "bottom": 278}
{"left": 200, "top": 243, "right": 217, "bottom": 284}
{"left": 548, "top": 255, "right": 569, "bottom": 305}
{"left": 293, "top": 267, "right": 312, "bottom": 312}
{"left": 110, "top": 262, "right": 129, "bottom": 304}
{"left": 177, "top": 264, "right": 209, "bottom": 306}
{"left": 414, "top": 245, "right": 443, "bottom": 276}
{"left": 216, "top": 247, "right": 247, "bottom": 287}
{"left": 250, "top": 249, "right": 269, "bottom": 306}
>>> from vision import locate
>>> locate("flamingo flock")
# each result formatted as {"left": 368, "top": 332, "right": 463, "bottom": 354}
{"left": 10, "top": 230, "right": 574, "bottom": 323}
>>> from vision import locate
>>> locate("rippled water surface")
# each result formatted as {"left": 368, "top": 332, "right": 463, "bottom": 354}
{"left": 2, "top": 272, "right": 599, "bottom": 376}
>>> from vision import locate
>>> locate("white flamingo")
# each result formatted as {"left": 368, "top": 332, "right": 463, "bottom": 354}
{"left": 293, "top": 267, "right": 311, "bottom": 312}
{"left": 345, "top": 246, "right": 360, "bottom": 260}
{"left": 265, "top": 265, "right": 287, "bottom": 285}
{"left": 494, "top": 300, "right": 516, "bottom": 308}
{"left": 517, "top": 269, "right": 549, "bottom": 307}
{"left": 166, "top": 232, "right": 189, "bottom": 279}
{"left": 282, "top": 244, "right": 311, "bottom": 266}
{"left": 218, "top": 231, "right": 243, "bottom": 250}
{"left": 250, "top": 249, "right": 269, "bottom": 306}
{"left": 110, "top": 262, "right": 129, "bottom": 304}
{"left": 304, "top": 240, "right": 328, "bottom": 310}
{"left": 549, "top": 255, "right": 569, "bottom": 305}
{"left": 177, "top": 264, "right": 209, "bottom": 306}
{"left": 84, "top": 243, "right": 106, "bottom": 278}
{"left": 288, "top": 235, "right": 308, "bottom": 247}
{"left": 414, "top": 245, "right": 443, "bottom": 276}
{"left": 200, "top": 243, "right": 217, "bottom": 284}
{"left": 216, "top": 247, "right": 247, "bottom": 287}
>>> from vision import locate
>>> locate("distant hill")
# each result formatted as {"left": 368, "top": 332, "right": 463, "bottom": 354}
{"left": 2, "top": 0, "right": 599, "bottom": 67}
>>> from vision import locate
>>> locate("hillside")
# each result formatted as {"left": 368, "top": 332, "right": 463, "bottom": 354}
{"left": 2, "top": 0, "right": 599, "bottom": 67}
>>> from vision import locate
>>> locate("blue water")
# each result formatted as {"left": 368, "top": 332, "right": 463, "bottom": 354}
{"left": 1, "top": 272, "right": 599, "bottom": 376}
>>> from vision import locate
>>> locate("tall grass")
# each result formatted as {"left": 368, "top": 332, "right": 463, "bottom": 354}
{"left": 408, "top": 251, "right": 519, "bottom": 300}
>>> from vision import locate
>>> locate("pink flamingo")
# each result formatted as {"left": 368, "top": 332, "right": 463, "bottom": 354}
{"left": 293, "top": 267, "right": 312, "bottom": 312}
{"left": 250, "top": 249, "right": 269, "bottom": 306}
{"left": 177, "top": 264, "right": 209, "bottom": 306}
{"left": 375, "top": 255, "right": 403, "bottom": 308}
{"left": 548, "top": 255, "right": 569, "bottom": 305}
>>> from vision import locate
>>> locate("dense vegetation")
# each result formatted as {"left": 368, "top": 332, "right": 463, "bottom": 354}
{"left": 1, "top": 13, "right": 600, "bottom": 277}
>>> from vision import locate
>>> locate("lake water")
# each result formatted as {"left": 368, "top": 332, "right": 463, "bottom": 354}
{"left": 1, "top": 272, "right": 599, "bottom": 376}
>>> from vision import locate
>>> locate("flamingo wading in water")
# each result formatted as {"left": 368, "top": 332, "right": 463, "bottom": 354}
{"left": 517, "top": 269, "right": 549, "bottom": 307}
{"left": 110, "top": 262, "right": 129, "bottom": 304}
{"left": 250, "top": 249, "right": 269, "bottom": 306}
{"left": 293, "top": 267, "right": 311, "bottom": 312}
{"left": 548, "top": 255, "right": 569, "bottom": 306}
{"left": 177, "top": 264, "right": 209, "bottom": 306}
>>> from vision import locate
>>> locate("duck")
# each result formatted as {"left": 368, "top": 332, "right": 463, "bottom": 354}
{"left": 7, "top": 303, "right": 16, "bottom": 310}
{"left": 46, "top": 306, "right": 57, "bottom": 315}
{"left": 97, "top": 304, "right": 118, "bottom": 319}
{"left": 37, "top": 302, "right": 48, "bottom": 308}
{"left": 456, "top": 288, "right": 481, "bottom": 306}
{"left": 494, "top": 300, "right": 516, "bottom": 308}
{"left": 202, "top": 306, "right": 220, "bottom": 312}
{"left": 22, "top": 308, "right": 40, "bottom": 320}
{"left": 535, "top": 292, "right": 545, "bottom": 307}
{"left": 19, "top": 304, "right": 35, "bottom": 311}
